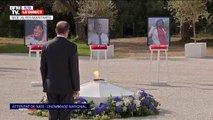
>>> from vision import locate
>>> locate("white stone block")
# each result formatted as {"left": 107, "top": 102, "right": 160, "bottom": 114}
{"left": 185, "top": 43, "right": 207, "bottom": 58}
{"left": 79, "top": 81, "right": 134, "bottom": 106}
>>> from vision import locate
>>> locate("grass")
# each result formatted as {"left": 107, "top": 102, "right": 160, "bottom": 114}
{"left": 0, "top": 37, "right": 23, "bottom": 41}
{"left": 0, "top": 43, "right": 90, "bottom": 56}
{"left": 1, "top": 36, "right": 212, "bottom": 57}
{"left": 76, "top": 42, "right": 90, "bottom": 56}
{"left": 0, "top": 44, "right": 28, "bottom": 53}
{"left": 0, "top": 37, "right": 90, "bottom": 56}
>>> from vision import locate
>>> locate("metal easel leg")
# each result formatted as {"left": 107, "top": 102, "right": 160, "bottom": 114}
{"left": 149, "top": 50, "right": 153, "bottom": 82}
{"left": 165, "top": 50, "right": 169, "bottom": 80}
{"left": 27, "top": 49, "right": 31, "bottom": 80}
{"left": 89, "top": 50, "right": 93, "bottom": 81}
{"left": 36, "top": 51, "right": 40, "bottom": 81}
{"left": 97, "top": 51, "right": 100, "bottom": 78}
{"left": 157, "top": 50, "right": 160, "bottom": 83}
{"left": 105, "top": 50, "right": 109, "bottom": 81}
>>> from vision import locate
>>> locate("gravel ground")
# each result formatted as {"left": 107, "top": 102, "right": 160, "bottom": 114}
{"left": 0, "top": 53, "right": 213, "bottom": 120}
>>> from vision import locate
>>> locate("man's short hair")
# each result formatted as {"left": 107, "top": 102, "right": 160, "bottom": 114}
{"left": 55, "top": 21, "right": 70, "bottom": 34}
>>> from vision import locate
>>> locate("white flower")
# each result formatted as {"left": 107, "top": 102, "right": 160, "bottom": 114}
{"left": 116, "top": 101, "right": 123, "bottom": 106}
{"left": 136, "top": 107, "right": 139, "bottom": 111}
{"left": 82, "top": 102, "right": 87, "bottom": 104}
{"left": 112, "top": 100, "right": 116, "bottom": 104}
{"left": 127, "top": 96, "right": 134, "bottom": 101}
{"left": 87, "top": 111, "right": 92, "bottom": 115}
{"left": 123, "top": 98, "right": 131, "bottom": 106}
{"left": 134, "top": 92, "right": 140, "bottom": 100}
{"left": 135, "top": 91, "right": 140, "bottom": 96}
{"left": 133, "top": 100, "right": 140, "bottom": 107}
{"left": 122, "top": 106, "right": 127, "bottom": 112}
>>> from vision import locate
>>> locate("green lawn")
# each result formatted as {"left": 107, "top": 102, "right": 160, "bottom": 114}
{"left": 0, "top": 43, "right": 90, "bottom": 56}
{"left": 0, "top": 44, "right": 28, "bottom": 53}
{"left": 0, "top": 37, "right": 23, "bottom": 41}
{"left": 76, "top": 42, "right": 90, "bottom": 56}
{"left": 0, "top": 37, "right": 90, "bottom": 56}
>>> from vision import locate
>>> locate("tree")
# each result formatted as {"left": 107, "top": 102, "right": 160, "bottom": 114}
{"left": 113, "top": 0, "right": 170, "bottom": 37}
{"left": 167, "top": 0, "right": 211, "bottom": 41}
{"left": 52, "top": 0, "right": 117, "bottom": 42}
{"left": 115, "top": 0, "right": 147, "bottom": 37}
{"left": 52, "top": 0, "right": 81, "bottom": 39}
{"left": 77, "top": 0, "right": 117, "bottom": 27}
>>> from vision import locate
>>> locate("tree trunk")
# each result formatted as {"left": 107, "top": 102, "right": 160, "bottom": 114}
{"left": 181, "top": 22, "right": 191, "bottom": 41}
{"left": 74, "top": 18, "right": 86, "bottom": 42}
{"left": 120, "top": 20, "right": 123, "bottom": 37}
{"left": 193, "top": 22, "right": 196, "bottom": 38}
{"left": 192, "top": 22, "right": 196, "bottom": 42}
{"left": 179, "top": 24, "right": 182, "bottom": 35}
{"left": 132, "top": 22, "right": 135, "bottom": 36}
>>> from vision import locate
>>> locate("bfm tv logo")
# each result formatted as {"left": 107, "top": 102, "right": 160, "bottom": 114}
{"left": 10, "top": 6, "right": 33, "bottom": 15}
{"left": 10, "top": 6, "right": 45, "bottom": 15}
{"left": 9, "top": 5, "right": 53, "bottom": 20}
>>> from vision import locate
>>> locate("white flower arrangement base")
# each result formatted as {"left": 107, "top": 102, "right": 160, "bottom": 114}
{"left": 31, "top": 80, "right": 134, "bottom": 106}
{"left": 80, "top": 81, "right": 134, "bottom": 106}
{"left": 30, "top": 89, "right": 160, "bottom": 119}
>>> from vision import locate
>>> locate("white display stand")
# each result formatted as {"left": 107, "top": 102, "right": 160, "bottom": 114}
{"left": 91, "top": 45, "right": 114, "bottom": 59}
{"left": 90, "top": 45, "right": 108, "bottom": 60}
{"left": 27, "top": 45, "right": 43, "bottom": 87}
{"left": 149, "top": 45, "right": 169, "bottom": 86}
{"left": 185, "top": 42, "right": 207, "bottom": 58}
{"left": 89, "top": 45, "right": 108, "bottom": 80}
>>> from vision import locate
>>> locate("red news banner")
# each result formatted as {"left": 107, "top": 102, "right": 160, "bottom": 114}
{"left": 21, "top": 10, "right": 44, "bottom": 15}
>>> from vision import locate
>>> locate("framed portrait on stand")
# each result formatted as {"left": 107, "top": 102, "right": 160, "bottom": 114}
{"left": 25, "top": 20, "right": 47, "bottom": 46}
{"left": 87, "top": 17, "right": 110, "bottom": 45}
{"left": 147, "top": 17, "right": 170, "bottom": 46}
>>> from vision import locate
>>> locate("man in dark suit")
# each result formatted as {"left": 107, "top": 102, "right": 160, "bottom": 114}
{"left": 40, "top": 21, "right": 80, "bottom": 120}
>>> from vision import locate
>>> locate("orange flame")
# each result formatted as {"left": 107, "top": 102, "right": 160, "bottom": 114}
{"left": 93, "top": 70, "right": 100, "bottom": 79}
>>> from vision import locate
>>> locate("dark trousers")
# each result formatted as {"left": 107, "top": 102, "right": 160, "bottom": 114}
{"left": 47, "top": 93, "right": 73, "bottom": 120}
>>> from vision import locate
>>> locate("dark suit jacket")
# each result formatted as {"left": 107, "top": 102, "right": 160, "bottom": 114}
{"left": 40, "top": 36, "right": 80, "bottom": 94}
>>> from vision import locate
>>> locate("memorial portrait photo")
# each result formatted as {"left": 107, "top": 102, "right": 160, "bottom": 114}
{"left": 25, "top": 20, "right": 47, "bottom": 46}
{"left": 148, "top": 17, "right": 170, "bottom": 46}
{"left": 88, "top": 18, "right": 109, "bottom": 45}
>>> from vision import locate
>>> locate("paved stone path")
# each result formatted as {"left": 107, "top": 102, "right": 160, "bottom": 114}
{"left": 0, "top": 53, "right": 213, "bottom": 120}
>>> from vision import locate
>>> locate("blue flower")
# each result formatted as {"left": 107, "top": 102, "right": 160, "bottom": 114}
{"left": 128, "top": 95, "right": 134, "bottom": 99}
{"left": 140, "top": 91, "right": 147, "bottom": 97}
{"left": 39, "top": 96, "right": 46, "bottom": 103}
{"left": 40, "top": 98, "right": 45, "bottom": 103}
{"left": 128, "top": 104, "right": 135, "bottom": 110}
{"left": 93, "top": 107, "right": 102, "bottom": 115}
{"left": 115, "top": 106, "right": 122, "bottom": 113}
{"left": 140, "top": 90, "right": 145, "bottom": 92}
{"left": 77, "top": 97, "right": 87, "bottom": 103}
{"left": 149, "top": 104, "right": 155, "bottom": 111}
{"left": 146, "top": 96, "right": 153, "bottom": 101}
{"left": 147, "top": 94, "right": 153, "bottom": 97}
{"left": 141, "top": 98, "right": 149, "bottom": 105}
{"left": 113, "top": 96, "right": 122, "bottom": 102}
{"left": 99, "top": 103, "right": 108, "bottom": 110}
